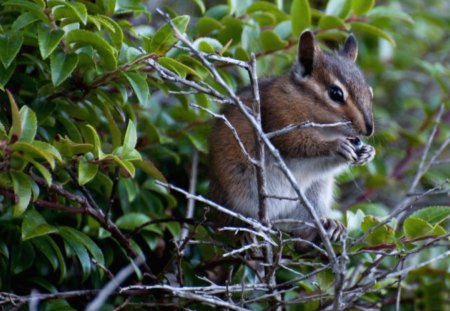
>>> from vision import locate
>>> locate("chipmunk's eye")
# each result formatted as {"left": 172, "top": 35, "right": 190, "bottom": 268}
{"left": 328, "top": 85, "right": 344, "bottom": 103}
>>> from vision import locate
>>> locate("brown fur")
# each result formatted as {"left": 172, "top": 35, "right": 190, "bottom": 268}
{"left": 208, "top": 30, "right": 375, "bottom": 245}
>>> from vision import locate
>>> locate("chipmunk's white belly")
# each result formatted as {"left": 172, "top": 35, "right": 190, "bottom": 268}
{"left": 264, "top": 157, "right": 347, "bottom": 220}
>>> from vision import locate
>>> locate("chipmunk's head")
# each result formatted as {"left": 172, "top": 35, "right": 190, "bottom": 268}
{"left": 291, "top": 30, "right": 374, "bottom": 138}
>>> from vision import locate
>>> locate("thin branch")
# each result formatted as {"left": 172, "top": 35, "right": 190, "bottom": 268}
{"left": 386, "top": 249, "right": 450, "bottom": 279}
{"left": 189, "top": 103, "right": 257, "bottom": 164}
{"left": 180, "top": 149, "right": 199, "bottom": 241}
{"left": 408, "top": 104, "right": 444, "bottom": 192}
{"left": 395, "top": 260, "right": 405, "bottom": 311}
{"left": 86, "top": 257, "right": 145, "bottom": 311}
{"left": 266, "top": 121, "right": 351, "bottom": 139}
{"left": 156, "top": 181, "right": 276, "bottom": 235}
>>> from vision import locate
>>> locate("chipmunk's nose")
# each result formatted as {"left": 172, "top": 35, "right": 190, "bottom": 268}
{"left": 363, "top": 116, "right": 374, "bottom": 136}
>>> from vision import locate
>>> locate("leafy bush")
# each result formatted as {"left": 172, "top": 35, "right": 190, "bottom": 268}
{"left": 0, "top": 0, "right": 449, "bottom": 310}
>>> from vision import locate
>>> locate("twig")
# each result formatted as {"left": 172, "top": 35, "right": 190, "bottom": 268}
{"left": 395, "top": 260, "right": 405, "bottom": 311}
{"left": 219, "top": 226, "right": 277, "bottom": 246}
{"left": 386, "top": 249, "right": 450, "bottom": 279}
{"left": 156, "top": 181, "right": 276, "bottom": 235}
{"left": 408, "top": 104, "right": 444, "bottom": 192}
{"left": 86, "top": 257, "right": 145, "bottom": 311}
{"left": 266, "top": 121, "right": 351, "bottom": 139}
{"left": 189, "top": 103, "right": 257, "bottom": 164}
{"left": 180, "top": 150, "right": 199, "bottom": 241}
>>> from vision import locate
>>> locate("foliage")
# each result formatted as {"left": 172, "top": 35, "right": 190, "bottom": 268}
{"left": 0, "top": 0, "right": 449, "bottom": 309}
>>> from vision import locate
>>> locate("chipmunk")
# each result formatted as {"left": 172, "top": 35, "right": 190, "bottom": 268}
{"left": 208, "top": 30, "right": 375, "bottom": 249}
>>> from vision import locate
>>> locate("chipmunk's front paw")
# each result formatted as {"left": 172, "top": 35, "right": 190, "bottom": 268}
{"left": 321, "top": 218, "right": 346, "bottom": 242}
{"left": 355, "top": 144, "right": 375, "bottom": 165}
{"left": 335, "top": 138, "right": 358, "bottom": 163}
{"left": 348, "top": 137, "right": 375, "bottom": 165}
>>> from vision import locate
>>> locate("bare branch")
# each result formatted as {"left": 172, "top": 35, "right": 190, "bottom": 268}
{"left": 266, "top": 121, "right": 351, "bottom": 139}
{"left": 86, "top": 257, "right": 145, "bottom": 311}
{"left": 408, "top": 104, "right": 444, "bottom": 192}
{"left": 156, "top": 181, "right": 276, "bottom": 235}
{"left": 180, "top": 149, "right": 199, "bottom": 241}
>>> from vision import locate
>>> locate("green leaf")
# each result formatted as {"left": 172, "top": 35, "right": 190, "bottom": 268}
{"left": 28, "top": 158, "right": 52, "bottom": 186}
{"left": 158, "top": 57, "right": 202, "bottom": 78}
{"left": 31, "top": 237, "right": 58, "bottom": 272}
{"left": 185, "top": 132, "right": 208, "bottom": 153}
{"left": 351, "top": 0, "right": 375, "bottom": 15}
{"left": 11, "top": 241, "right": 35, "bottom": 274}
{"left": 361, "top": 215, "right": 394, "bottom": 245}
{"left": 123, "top": 72, "right": 149, "bottom": 105}
{"left": 260, "top": 30, "right": 288, "bottom": 52}
{"left": 247, "top": 1, "right": 280, "bottom": 14}
{"left": 325, "top": 0, "right": 352, "bottom": 18}
{"left": 291, "top": 0, "right": 311, "bottom": 37}
{"left": 43, "top": 299, "right": 76, "bottom": 311}
{"left": 59, "top": 227, "right": 104, "bottom": 267}
{"left": 22, "top": 210, "right": 58, "bottom": 241}
{"left": 53, "top": 136, "right": 93, "bottom": 158}
{"left": 234, "top": 47, "right": 250, "bottom": 61}
{"left": 227, "top": 0, "right": 238, "bottom": 15}
{"left": 50, "top": 51, "right": 79, "bottom": 86}
{"left": 409, "top": 206, "right": 450, "bottom": 225}
{"left": 34, "top": 236, "right": 67, "bottom": 281}
{"left": 0, "top": 32, "right": 23, "bottom": 68}
{"left": 134, "top": 160, "right": 166, "bottom": 182}
{"left": 0, "top": 62, "right": 16, "bottom": 90}
{"left": 113, "top": 156, "right": 136, "bottom": 177}
{"left": 78, "top": 157, "right": 98, "bottom": 186}
{"left": 49, "top": 0, "right": 88, "bottom": 25}
{"left": 121, "top": 149, "right": 141, "bottom": 161}
{"left": 149, "top": 15, "right": 190, "bottom": 55}
{"left": 167, "top": 222, "right": 181, "bottom": 237}
{"left": 193, "top": 0, "right": 205, "bottom": 14}
{"left": 95, "top": 15, "right": 124, "bottom": 48}
{"left": 7, "top": 90, "right": 21, "bottom": 141}
{"left": 350, "top": 22, "right": 396, "bottom": 46}
{"left": 67, "top": 29, "right": 117, "bottom": 70}
{"left": 206, "top": 4, "right": 229, "bottom": 19}
{"left": 19, "top": 106, "right": 37, "bottom": 142}
{"left": 123, "top": 120, "right": 137, "bottom": 156}
{"left": 403, "top": 217, "right": 434, "bottom": 239}
{"left": 193, "top": 37, "right": 224, "bottom": 54}
{"left": 196, "top": 16, "right": 223, "bottom": 35}
{"left": 11, "top": 171, "right": 33, "bottom": 216}
{"left": 38, "top": 24, "right": 65, "bottom": 60}
{"left": 251, "top": 12, "right": 277, "bottom": 26}
{"left": 367, "top": 6, "right": 414, "bottom": 24}
{"left": 318, "top": 15, "right": 348, "bottom": 30}
{"left": 31, "top": 141, "right": 63, "bottom": 163}
{"left": 0, "top": 121, "right": 7, "bottom": 139}
{"left": 12, "top": 141, "right": 56, "bottom": 168}
{"left": 83, "top": 125, "right": 104, "bottom": 159}
{"left": 12, "top": 12, "right": 39, "bottom": 31}
{"left": 98, "top": 97, "right": 121, "bottom": 148}
{"left": 116, "top": 212, "right": 162, "bottom": 234}
{"left": 346, "top": 209, "right": 365, "bottom": 238}
{"left": 3, "top": 0, "right": 47, "bottom": 21}
{"left": 101, "top": 0, "right": 116, "bottom": 15}
{"left": 59, "top": 229, "right": 91, "bottom": 280}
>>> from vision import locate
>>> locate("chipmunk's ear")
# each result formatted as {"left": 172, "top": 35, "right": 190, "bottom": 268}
{"left": 341, "top": 34, "right": 358, "bottom": 62}
{"left": 297, "top": 30, "right": 318, "bottom": 77}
